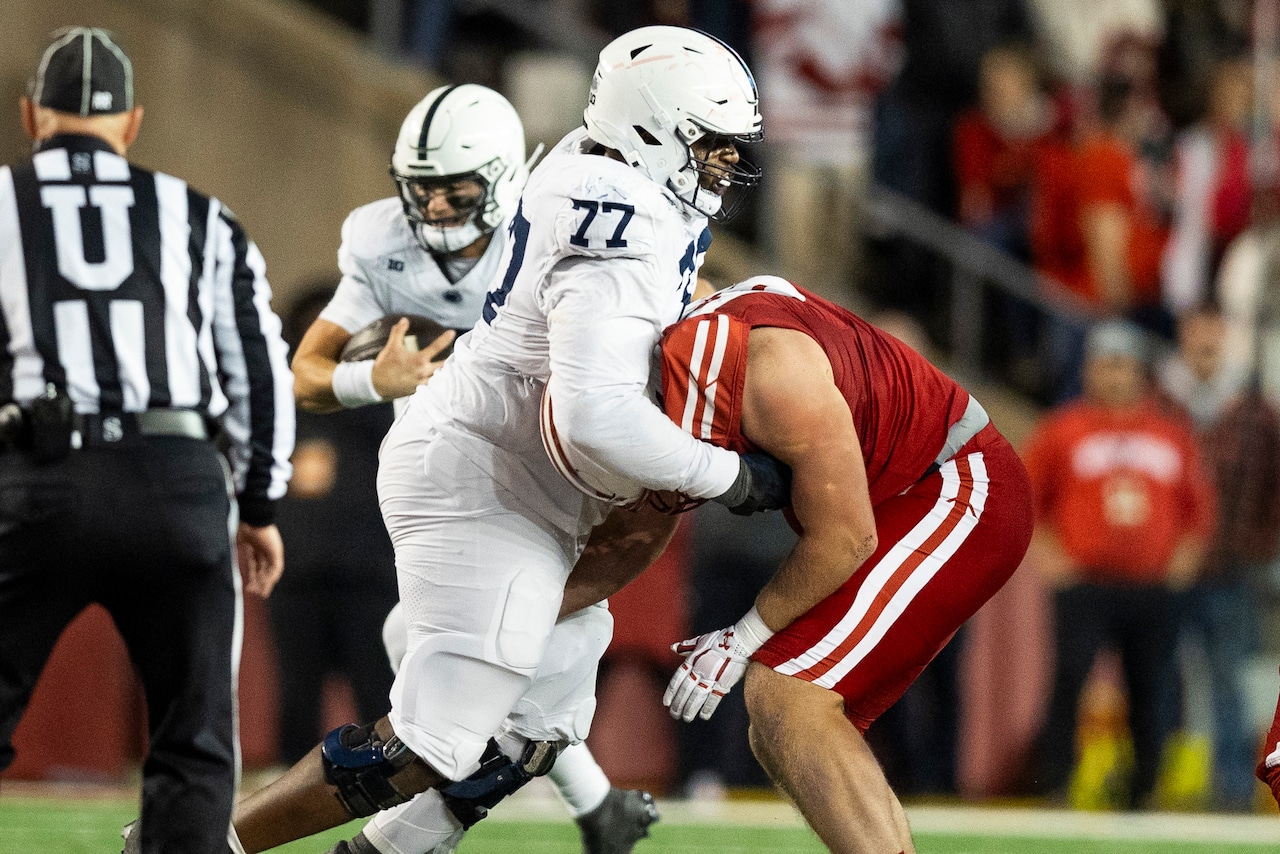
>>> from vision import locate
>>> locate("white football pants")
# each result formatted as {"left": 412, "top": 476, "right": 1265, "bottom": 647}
{"left": 377, "top": 422, "right": 607, "bottom": 779}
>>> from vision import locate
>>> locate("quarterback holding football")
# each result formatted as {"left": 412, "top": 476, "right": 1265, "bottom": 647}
{"left": 290, "top": 83, "right": 530, "bottom": 413}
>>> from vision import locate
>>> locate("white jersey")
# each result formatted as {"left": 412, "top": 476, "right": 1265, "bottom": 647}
{"left": 402, "top": 127, "right": 740, "bottom": 534}
{"left": 318, "top": 197, "right": 508, "bottom": 335}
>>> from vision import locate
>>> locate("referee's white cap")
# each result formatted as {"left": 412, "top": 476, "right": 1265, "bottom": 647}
{"left": 29, "top": 27, "right": 133, "bottom": 117}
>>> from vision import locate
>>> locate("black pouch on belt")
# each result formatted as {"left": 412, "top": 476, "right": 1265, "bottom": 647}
{"left": 25, "top": 384, "right": 74, "bottom": 463}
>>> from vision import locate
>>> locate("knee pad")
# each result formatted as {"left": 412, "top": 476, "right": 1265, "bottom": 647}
{"left": 321, "top": 722, "right": 419, "bottom": 818}
{"left": 440, "top": 738, "right": 559, "bottom": 828}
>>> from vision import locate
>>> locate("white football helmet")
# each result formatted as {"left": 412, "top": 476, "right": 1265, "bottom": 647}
{"left": 583, "top": 26, "right": 762, "bottom": 218}
{"left": 391, "top": 84, "right": 535, "bottom": 253}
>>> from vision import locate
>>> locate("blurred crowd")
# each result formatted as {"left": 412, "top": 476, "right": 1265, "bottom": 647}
{"left": 851, "top": 0, "right": 1279, "bottom": 405}
{"left": 866, "top": 0, "right": 1280, "bottom": 813}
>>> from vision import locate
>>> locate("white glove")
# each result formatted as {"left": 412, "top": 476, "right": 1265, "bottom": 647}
{"left": 663, "top": 606, "right": 775, "bottom": 722}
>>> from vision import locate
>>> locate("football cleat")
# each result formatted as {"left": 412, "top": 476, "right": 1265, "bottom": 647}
{"left": 576, "top": 788, "right": 659, "bottom": 854}
{"left": 324, "top": 831, "right": 381, "bottom": 854}
{"left": 120, "top": 820, "right": 140, "bottom": 854}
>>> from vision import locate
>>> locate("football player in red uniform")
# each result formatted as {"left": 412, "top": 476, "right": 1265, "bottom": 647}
{"left": 1259, "top": 688, "right": 1280, "bottom": 806}
{"left": 654, "top": 276, "right": 1033, "bottom": 854}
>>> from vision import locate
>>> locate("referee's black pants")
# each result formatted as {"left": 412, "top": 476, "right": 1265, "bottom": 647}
{"left": 0, "top": 437, "right": 238, "bottom": 854}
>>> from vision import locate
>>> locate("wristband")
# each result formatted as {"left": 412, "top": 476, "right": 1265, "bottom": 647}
{"left": 733, "top": 605, "right": 775, "bottom": 656}
{"left": 331, "top": 359, "right": 383, "bottom": 408}
{"left": 713, "top": 456, "right": 751, "bottom": 508}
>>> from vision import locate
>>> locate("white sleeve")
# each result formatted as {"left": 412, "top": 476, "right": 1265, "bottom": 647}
{"left": 542, "top": 256, "right": 740, "bottom": 499}
{"left": 317, "top": 213, "right": 386, "bottom": 333}
{"left": 318, "top": 276, "right": 385, "bottom": 333}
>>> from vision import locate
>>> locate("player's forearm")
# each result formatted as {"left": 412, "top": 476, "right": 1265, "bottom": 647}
{"left": 552, "top": 381, "right": 740, "bottom": 499}
{"left": 544, "top": 276, "right": 740, "bottom": 499}
{"left": 292, "top": 354, "right": 344, "bottom": 413}
{"left": 754, "top": 528, "right": 876, "bottom": 632}
{"left": 559, "top": 502, "right": 680, "bottom": 617}
{"left": 744, "top": 403, "right": 875, "bottom": 632}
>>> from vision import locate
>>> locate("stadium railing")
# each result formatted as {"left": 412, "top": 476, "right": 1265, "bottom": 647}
{"left": 863, "top": 183, "right": 1104, "bottom": 405}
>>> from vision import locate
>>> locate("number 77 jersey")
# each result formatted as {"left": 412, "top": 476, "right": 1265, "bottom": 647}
{"left": 469, "top": 126, "right": 710, "bottom": 373}
{"left": 408, "top": 126, "right": 727, "bottom": 534}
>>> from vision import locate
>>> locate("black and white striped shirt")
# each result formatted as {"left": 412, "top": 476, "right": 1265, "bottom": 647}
{"left": 0, "top": 133, "right": 293, "bottom": 524}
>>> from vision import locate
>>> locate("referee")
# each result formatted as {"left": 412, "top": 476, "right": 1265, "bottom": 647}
{"left": 0, "top": 28, "right": 294, "bottom": 853}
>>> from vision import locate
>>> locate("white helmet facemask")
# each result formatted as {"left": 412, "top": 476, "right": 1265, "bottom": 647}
{"left": 668, "top": 119, "right": 762, "bottom": 219}
{"left": 390, "top": 84, "right": 537, "bottom": 254}
{"left": 398, "top": 158, "right": 500, "bottom": 254}
{"left": 583, "top": 26, "right": 763, "bottom": 220}
{"left": 414, "top": 215, "right": 487, "bottom": 254}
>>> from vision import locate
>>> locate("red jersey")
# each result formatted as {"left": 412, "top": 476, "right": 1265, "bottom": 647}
{"left": 1021, "top": 398, "right": 1215, "bottom": 582}
{"left": 659, "top": 277, "right": 975, "bottom": 506}
{"left": 659, "top": 277, "right": 1032, "bottom": 731}
{"left": 1031, "top": 131, "right": 1169, "bottom": 306}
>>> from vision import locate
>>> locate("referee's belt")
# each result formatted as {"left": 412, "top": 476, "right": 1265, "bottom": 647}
{"left": 72, "top": 410, "right": 210, "bottom": 447}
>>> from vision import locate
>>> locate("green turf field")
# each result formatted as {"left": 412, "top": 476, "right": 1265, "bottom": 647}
{"left": 3, "top": 792, "right": 1280, "bottom": 854}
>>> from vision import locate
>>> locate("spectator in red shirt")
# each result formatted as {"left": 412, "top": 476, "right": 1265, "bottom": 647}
{"left": 1035, "top": 77, "right": 1172, "bottom": 315}
{"left": 1024, "top": 319, "right": 1214, "bottom": 809}
{"left": 953, "top": 42, "right": 1064, "bottom": 393}
{"left": 953, "top": 43, "right": 1059, "bottom": 261}
{"left": 1075, "top": 78, "right": 1171, "bottom": 316}
{"left": 1032, "top": 76, "right": 1175, "bottom": 400}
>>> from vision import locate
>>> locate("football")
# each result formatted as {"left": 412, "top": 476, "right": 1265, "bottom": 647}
{"left": 540, "top": 386, "right": 645, "bottom": 506}
{"left": 339, "top": 314, "right": 455, "bottom": 363}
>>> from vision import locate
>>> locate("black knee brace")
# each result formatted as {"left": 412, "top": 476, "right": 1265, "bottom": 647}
{"left": 440, "top": 739, "right": 559, "bottom": 828}
{"left": 321, "top": 722, "right": 419, "bottom": 817}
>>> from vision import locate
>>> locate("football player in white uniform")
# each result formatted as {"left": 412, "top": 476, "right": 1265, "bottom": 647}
{"left": 289, "top": 84, "right": 658, "bottom": 854}
{"left": 231, "top": 27, "right": 787, "bottom": 854}
{"left": 291, "top": 84, "right": 517, "bottom": 412}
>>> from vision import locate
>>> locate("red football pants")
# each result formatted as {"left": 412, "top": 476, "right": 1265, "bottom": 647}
{"left": 753, "top": 425, "right": 1034, "bottom": 731}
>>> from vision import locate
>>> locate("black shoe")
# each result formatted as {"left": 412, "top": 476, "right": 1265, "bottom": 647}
{"left": 325, "top": 831, "right": 381, "bottom": 854}
{"left": 124, "top": 817, "right": 260, "bottom": 854}
{"left": 577, "top": 788, "right": 659, "bottom": 854}
{"left": 120, "top": 820, "right": 140, "bottom": 854}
